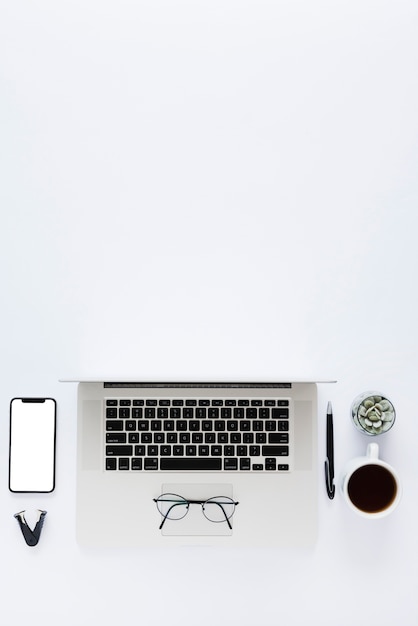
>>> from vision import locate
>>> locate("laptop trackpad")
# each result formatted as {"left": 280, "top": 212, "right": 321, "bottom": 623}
{"left": 160, "top": 483, "right": 234, "bottom": 536}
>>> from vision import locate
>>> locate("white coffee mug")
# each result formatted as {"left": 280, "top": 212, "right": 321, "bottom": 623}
{"left": 340, "top": 443, "right": 402, "bottom": 518}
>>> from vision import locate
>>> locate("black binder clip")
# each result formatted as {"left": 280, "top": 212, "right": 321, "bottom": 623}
{"left": 14, "top": 510, "right": 47, "bottom": 546}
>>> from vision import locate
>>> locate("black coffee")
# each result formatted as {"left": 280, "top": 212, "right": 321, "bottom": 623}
{"left": 347, "top": 464, "right": 397, "bottom": 513}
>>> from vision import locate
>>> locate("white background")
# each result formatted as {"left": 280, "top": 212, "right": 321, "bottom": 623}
{"left": 1, "top": 1, "right": 417, "bottom": 624}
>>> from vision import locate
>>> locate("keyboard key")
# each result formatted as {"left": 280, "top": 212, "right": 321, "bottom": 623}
{"left": 118, "top": 458, "right": 130, "bottom": 470}
{"left": 126, "top": 420, "right": 137, "bottom": 431}
{"left": 132, "top": 458, "right": 142, "bottom": 470}
{"left": 129, "top": 433, "right": 139, "bottom": 443}
{"left": 106, "top": 407, "right": 117, "bottom": 418}
{"left": 224, "top": 458, "right": 238, "bottom": 470}
{"left": 106, "top": 445, "right": 133, "bottom": 456}
{"left": 106, "top": 420, "right": 124, "bottom": 431}
{"left": 160, "top": 445, "right": 172, "bottom": 456}
{"left": 268, "top": 433, "right": 289, "bottom": 444}
{"left": 212, "top": 399, "right": 223, "bottom": 406}
{"left": 120, "top": 400, "right": 131, "bottom": 406}
{"left": 211, "top": 445, "right": 222, "bottom": 456}
{"left": 132, "top": 407, "right": 143, "bottom": 419}
{"left": 106, "top": 433, "right": 127, "bottom": 443}
{"left": 186, "top": 445, "right": 197, "bottom": 456}
{"left": 262, "top": 445, "right": 289, "bottom": 456}
{"left": 106, "top": 399, "right": 118, "bottom": 406}
{"left": 106, "top": 458, "right": 117, "bottom": 470}
{"left": 172, "top": 399, "right": 184, "bottom": 406}
{"left": 146, "top": 399, "right": 158, "bottom": 406}
{"left": 272, "top": 408, "right": 289, "bottom": 419}
{"left": 265, "top": 459, "right": 277, "bottom": 470}
{"left": 240, "top": 458, "right": 251, "bottom": 470}
{"left": 185, "top": 399, "right": 197, "bottom": 406}
{"left": 133, "top": 399, "right": 144, "bottom": 406}
{"left": 144, "top": 458, "right": 158, "bottom": 470}
{"left": 160, "top": 458, "right": 222, "bottom": 471}
{"left": 119, "top": 407, "right": 130, "bottom": 419}
{"left": 159, "top": 399, "right": 171, "bottom": 406}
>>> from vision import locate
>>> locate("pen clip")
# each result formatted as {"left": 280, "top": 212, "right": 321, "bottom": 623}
{"left": 324, "top": 459, "right": 335, "bottom": 499}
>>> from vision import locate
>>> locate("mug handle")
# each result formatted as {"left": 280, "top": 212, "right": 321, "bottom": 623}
{"left": 367, "top": 442, "right": 379, "bottom": 459}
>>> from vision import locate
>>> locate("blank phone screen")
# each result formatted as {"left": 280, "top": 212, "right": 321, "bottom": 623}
{"left": 9, "top": 398, "right": 56, "bottom": 492}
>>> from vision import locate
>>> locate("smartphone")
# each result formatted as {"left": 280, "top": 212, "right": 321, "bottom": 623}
{"left": 9, "top": 398, "right": 56, "bottom": 493}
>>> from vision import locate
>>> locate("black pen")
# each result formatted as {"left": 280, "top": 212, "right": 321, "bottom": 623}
{"left": 324, "top": 401, "right": 335, "bottom": 499}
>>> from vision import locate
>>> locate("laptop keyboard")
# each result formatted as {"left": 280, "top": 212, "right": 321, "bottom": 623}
{"left": 104, "top": 397, "right": 290, "bottom": 472}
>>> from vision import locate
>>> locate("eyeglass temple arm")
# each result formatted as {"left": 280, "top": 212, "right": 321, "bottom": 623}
{"left": 206, "top": 501, "right": 233, "bottom": 529}
{"left": 154, "top": 500, "right": 188, "bottom": 531}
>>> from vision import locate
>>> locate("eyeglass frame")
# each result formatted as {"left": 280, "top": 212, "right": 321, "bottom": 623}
{"left": 153, "top": 493, "right": 239, "bottom": 530}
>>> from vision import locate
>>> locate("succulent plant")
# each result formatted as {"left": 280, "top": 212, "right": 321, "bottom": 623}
{"left": 356, "top": 395, "right": 395, "bottom": 435}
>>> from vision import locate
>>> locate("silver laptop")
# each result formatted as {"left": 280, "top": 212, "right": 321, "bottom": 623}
{"left": 74, "top": 380, "right": 322, "bottom": 547}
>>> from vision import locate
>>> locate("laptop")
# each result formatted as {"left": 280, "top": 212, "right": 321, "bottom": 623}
{"left": 71, "top": 379, "right": 328, "bottom": 547}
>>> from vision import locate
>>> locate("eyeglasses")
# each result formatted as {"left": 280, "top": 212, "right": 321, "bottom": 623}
{"left": 153, "top": 493, "right": 239, "bottom": 530}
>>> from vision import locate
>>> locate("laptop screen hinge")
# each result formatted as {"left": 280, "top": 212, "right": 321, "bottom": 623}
{"left": 103, "top": 382, "right": 293, "bottom": 389}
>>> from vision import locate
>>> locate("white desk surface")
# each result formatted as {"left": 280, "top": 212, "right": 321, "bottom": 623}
{"left": 1, "top": 2, "right": 417, "bottom": 624}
